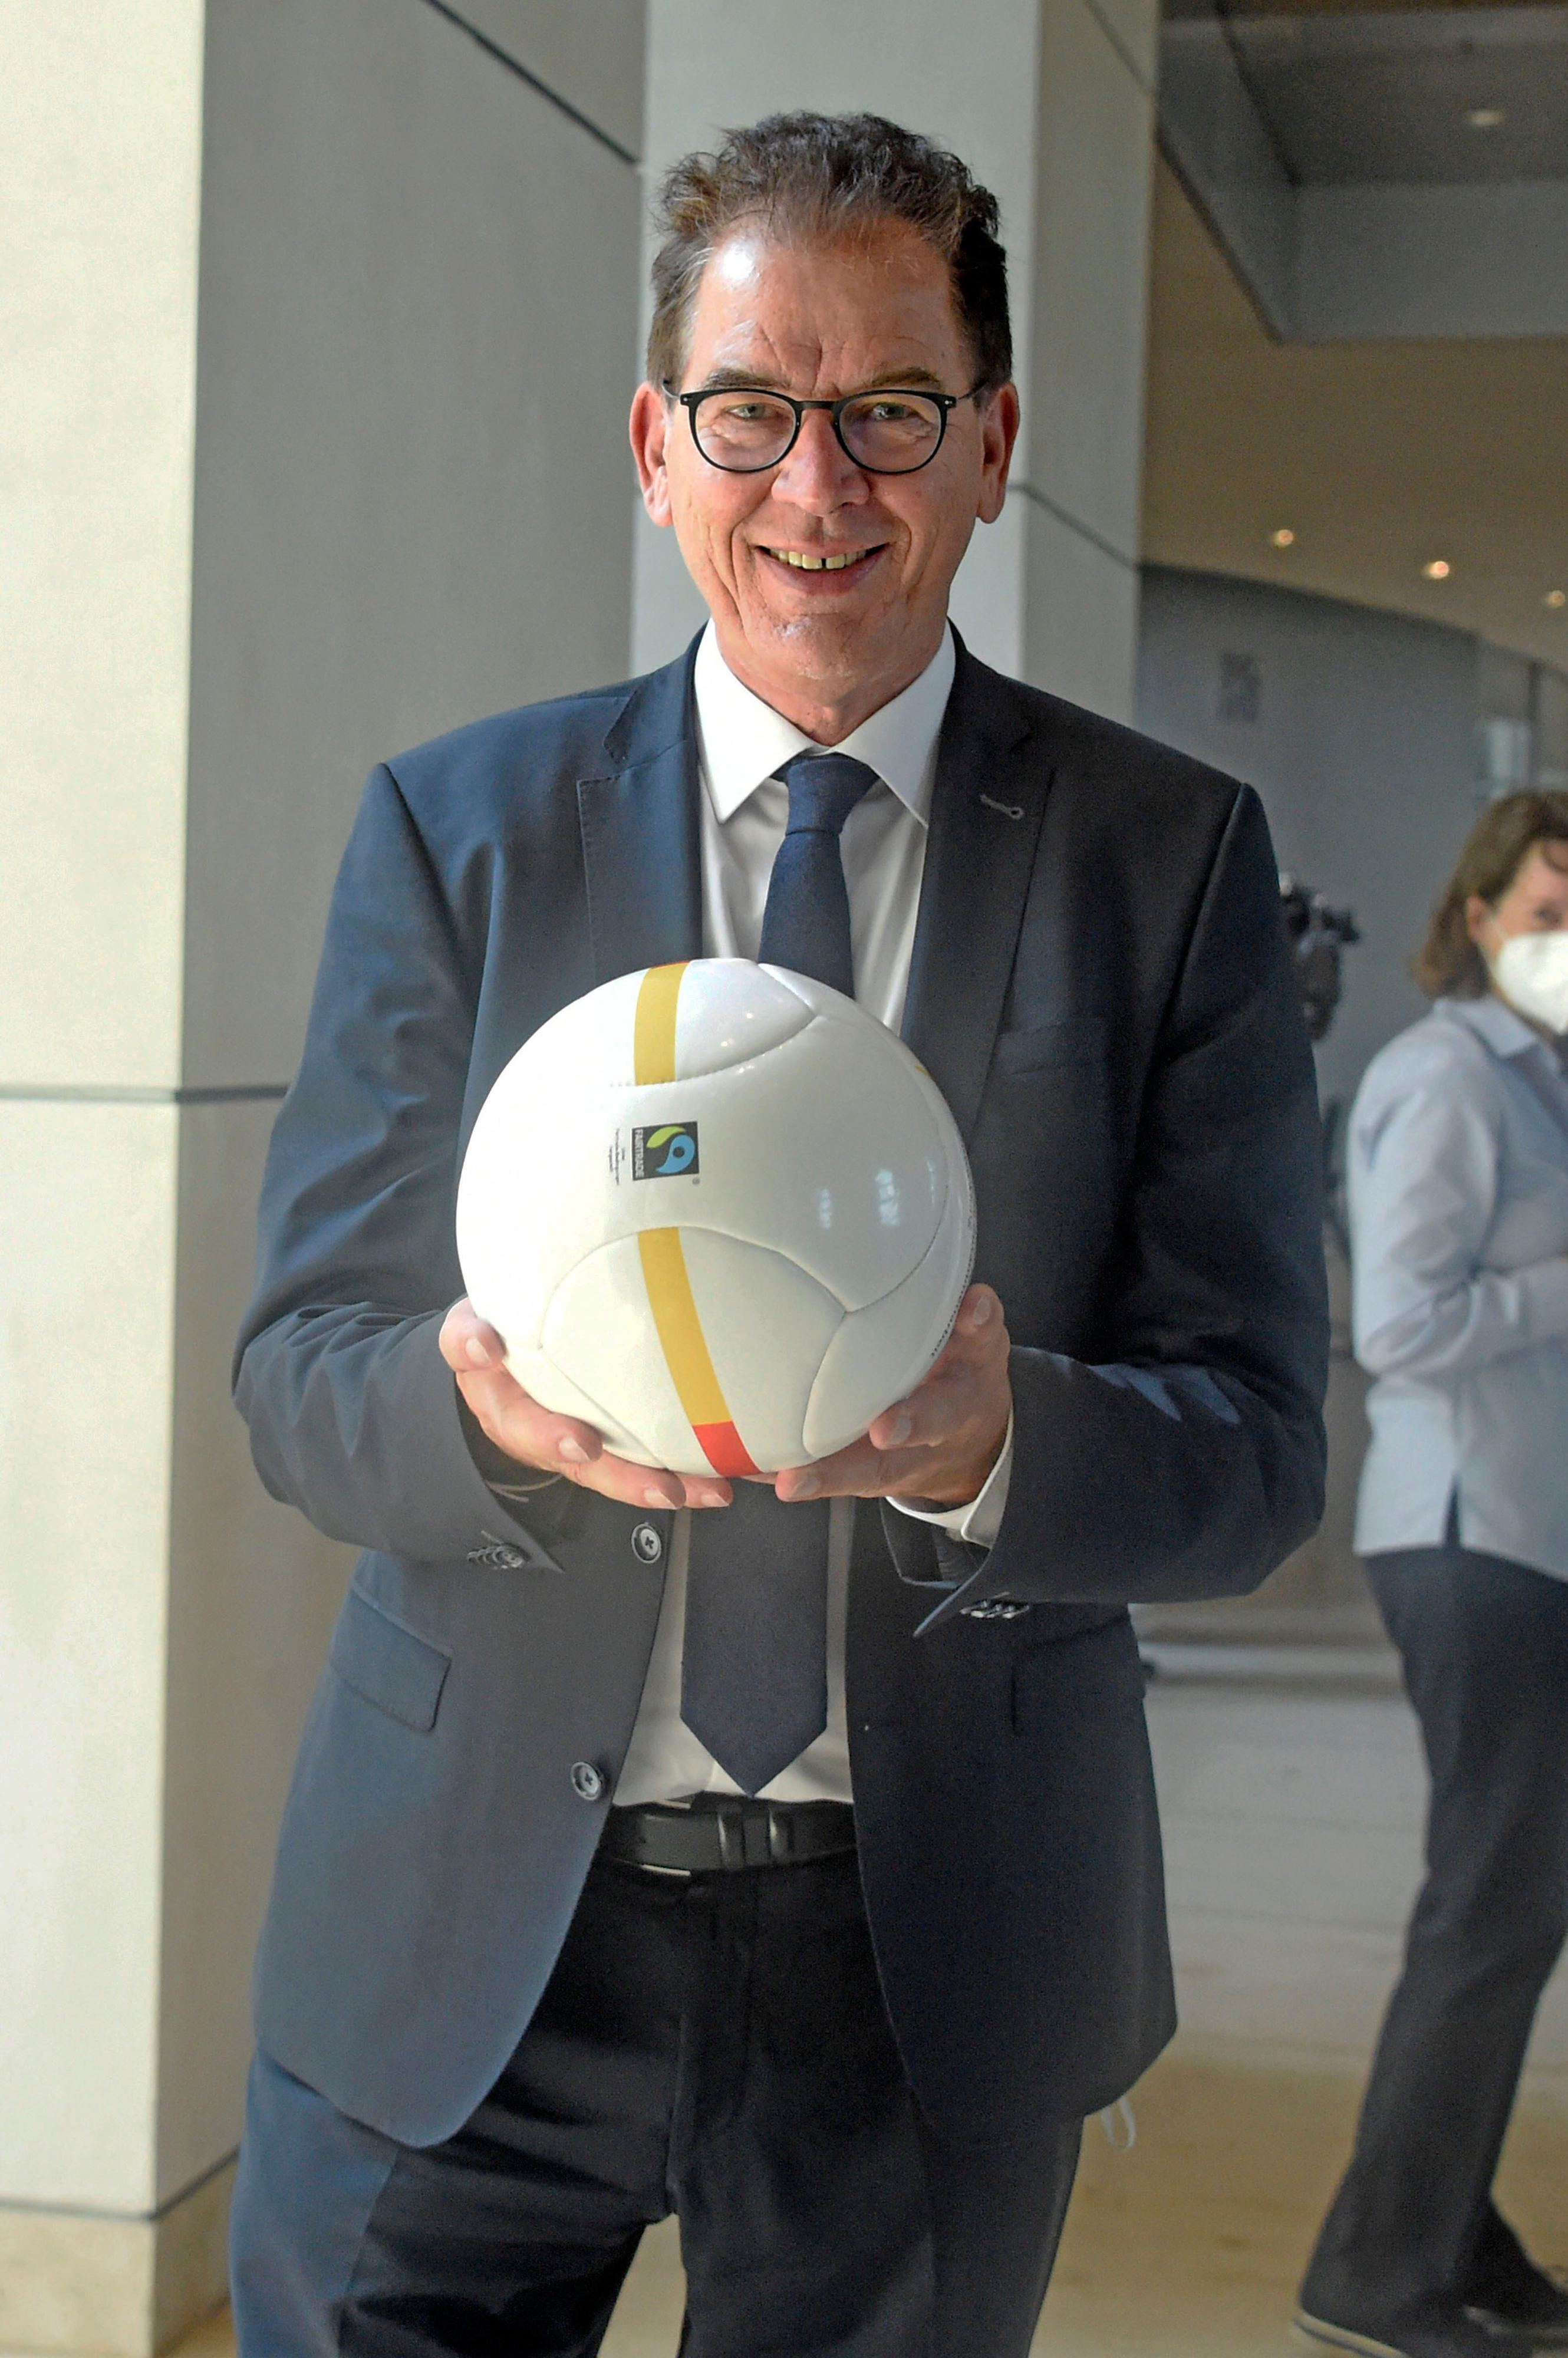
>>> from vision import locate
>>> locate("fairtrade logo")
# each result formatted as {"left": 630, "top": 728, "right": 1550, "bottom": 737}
{"left": 633, "top": 1122, "right": 699, "bottom": 1180}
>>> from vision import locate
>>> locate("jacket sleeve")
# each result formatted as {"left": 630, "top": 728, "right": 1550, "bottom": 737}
{"left": 232, "top": 763, "right": 576, "bottom": 1569}
{"left": 1349, "top": 1062, "right": 1568, "bottom": 1380}
{"left": 890, "top": 785, "right": 1329, "bottom": 1623}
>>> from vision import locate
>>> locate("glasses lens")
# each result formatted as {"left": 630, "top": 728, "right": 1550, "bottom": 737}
{"left": 691, "top": 390, "right": 798, "bottom": 470}
{"left": 839, "top": 392, "right": 945, "bottom": 473}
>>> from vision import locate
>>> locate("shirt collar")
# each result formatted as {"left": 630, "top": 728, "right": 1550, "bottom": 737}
{"left": 693, "top": 621, "right": 956, "bottom": 827}
{"left": 1441, "top": 993, "right": 1554, "bottom": 1063}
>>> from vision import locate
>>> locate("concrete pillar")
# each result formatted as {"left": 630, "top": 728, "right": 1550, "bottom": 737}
{"left": 0, "top": 4, "right": 644, "bottom": 2350}
{"left": 634, "top": 0, "right": 1158, "bottom": 722}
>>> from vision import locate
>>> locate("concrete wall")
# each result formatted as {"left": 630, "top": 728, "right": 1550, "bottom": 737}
{"left": 1135, "top": 568, "right": 1488, "bottom": 1641}
{"left": 1137, "top": 566, "right": 1483, "bottom": 1118}
{"left": 185, "top": 0, "right": 644, "bottom": 1091}
{"left": 634, "top": 0, "right": 1157, "bottom": 722}
{"left": 0, "top": 3, "right": 644, "bottom": 2349}
{"left": 1, "top": 0, "right": 207, "bottom": 2244}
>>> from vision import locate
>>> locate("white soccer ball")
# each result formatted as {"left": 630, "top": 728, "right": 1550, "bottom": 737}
{"left": 456, "top": 959, "right": 976, "bottom": 1476}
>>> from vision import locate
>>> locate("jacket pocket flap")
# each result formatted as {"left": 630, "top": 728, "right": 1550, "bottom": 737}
{"left": 330, "top": 1588, "right": 451, "bottom": 1733}
{"left": 992, "top": 1016, "right": 1108, "bottom": 1073}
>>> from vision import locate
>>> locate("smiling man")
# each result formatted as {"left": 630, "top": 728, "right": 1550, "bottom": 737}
{"left": 228, "top": 114, "right": 1327, "bottom": 2358}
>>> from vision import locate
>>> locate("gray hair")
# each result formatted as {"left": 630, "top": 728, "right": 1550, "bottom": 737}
{"left": 647, "top": 111, "right": 1012, "bottom": 393}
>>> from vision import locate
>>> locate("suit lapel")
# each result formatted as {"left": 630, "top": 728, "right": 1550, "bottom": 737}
{"left": 902, "top": 641, "right": 1053, "bottom": 1140}
{"left": 577, "top": 640, "right": 704, "bottom": 982}
{"left": 576, "top": 633, "right": 1053, "bottom": 1127}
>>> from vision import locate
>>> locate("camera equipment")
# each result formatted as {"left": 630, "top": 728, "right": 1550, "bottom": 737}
{"left": 1280, "top": 875, "right": 1360, "bottom": 1045}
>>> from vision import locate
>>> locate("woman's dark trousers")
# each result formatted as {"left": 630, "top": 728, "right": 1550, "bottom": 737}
{"left": 1302, "top": 1537, "right": 1568, "bottom": 2320}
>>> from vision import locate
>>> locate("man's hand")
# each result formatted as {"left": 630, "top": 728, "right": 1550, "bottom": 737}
{"left": 442, "top": 1284, "right": 1010, "bottom": 1519}
{"left": 439, "top": 1298, "right": 733, "bottom": 1513}
{"left": 773, "top": 1285, "right": 1012, "bottom": 1509}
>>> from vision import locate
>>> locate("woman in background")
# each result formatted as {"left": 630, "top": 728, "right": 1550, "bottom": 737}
{"left": 1298, "top": 793, "right": 1568, "bottom": 2358}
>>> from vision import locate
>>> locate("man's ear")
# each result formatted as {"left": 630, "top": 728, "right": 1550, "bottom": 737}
{"left": 630, "top": 383, "right": 674, "bottom": 526}
{"left": 977, "top": 381, "right": 1021, "bottom": 525}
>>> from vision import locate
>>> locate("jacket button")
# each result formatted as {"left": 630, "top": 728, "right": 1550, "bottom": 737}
{"left": 467, "top": 1539, "right": 526, "bottom": 1571}
{"left": 570, "top": 1760, "right": 606, "bottom": 1802}
{"left": 631, "top": 1521, "right": 663, "bottom": 1563}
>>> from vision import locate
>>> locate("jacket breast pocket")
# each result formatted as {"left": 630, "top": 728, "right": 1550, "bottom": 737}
{"left": 991, "top": 1015, "right": 1108, "bottom": 1076}
{"left": 329, "top": 1586, "right": 451, "bottom": 1734}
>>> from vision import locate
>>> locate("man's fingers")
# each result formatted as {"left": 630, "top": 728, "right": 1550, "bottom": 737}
{"left": 862, "top": 1286, "right": 1009, "bottom": 1449}
{"left": 445, "top": 1283, "right": 1007, "bottom": 1509}
{"left": 936, "top": 1283, "right": 1006, "bottom": 1366}
{"left": 442, "top": 1295, "right": 731, "bottom": 1507}
{"left": 601, "top": 1454, "right": 687, "bottom": 1510}
{"left": 683, "top": 1475, "right": 734, "bottom": 1510}
{"left": 438, "top": 1296, "right": 507, "bottom": 1372}
{"left": 772, "top": 1284, "right": 1013, "bottom": 1503}
{"left": 444, "top": 1318, "right": 611, "bottom": 1478}
{"left": 959, "top": 1282, "right": 1003, "bottom": 1336}
{"left": 457, "top": 1364, "right": 606, "bottom": 1468}
{"left": 866, "top": 1369, "right": 966, "bottom": 1454}
{"left": 775, "top": 1438, "right": 884, "bottom": 1501}
{"left": 559, "top": 1453, "right": 730, "bottom": 1513}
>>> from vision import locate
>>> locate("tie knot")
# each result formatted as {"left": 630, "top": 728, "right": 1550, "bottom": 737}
{"left": 778, "top": 752, "right": 878, "bottom": 840}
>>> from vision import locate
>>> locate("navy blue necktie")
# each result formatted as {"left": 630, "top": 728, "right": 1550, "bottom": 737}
{"left": 757, "top": 752, "right": 878, "bottom": 998}
{"left": 679, "top": 752, "right": 878, "bottom": 1794}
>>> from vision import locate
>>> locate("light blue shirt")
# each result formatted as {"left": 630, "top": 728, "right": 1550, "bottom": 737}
{"left": 1351, "top": 994, "right": 1568, "bottom": 1580}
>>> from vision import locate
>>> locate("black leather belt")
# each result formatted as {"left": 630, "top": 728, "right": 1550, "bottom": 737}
{"left": 599, "top": 1797, "right": 857, "bottom": 1876}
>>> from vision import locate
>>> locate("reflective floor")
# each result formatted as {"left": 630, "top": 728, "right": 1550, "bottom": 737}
{"left": 176, "top": 2054, "right": 1567, "bottom": 2358}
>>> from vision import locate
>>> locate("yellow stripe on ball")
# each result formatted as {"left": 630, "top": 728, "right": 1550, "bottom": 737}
{"left": 636, "top": 1227, "right": 760, "bottom": 1480}
{"left": 633, "top": 961, "right": 687, "bottom": 1086}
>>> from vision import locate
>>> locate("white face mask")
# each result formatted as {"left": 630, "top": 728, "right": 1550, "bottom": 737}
{"left": 1490, "top": 931, "right": 1568, "bottom": 1035}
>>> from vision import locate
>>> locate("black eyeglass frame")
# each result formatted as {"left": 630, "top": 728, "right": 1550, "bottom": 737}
{"left": 670, "top": 378, "right": 991, "bottom": 476}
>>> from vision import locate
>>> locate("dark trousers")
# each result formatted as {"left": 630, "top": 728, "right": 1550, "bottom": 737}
{"left": 1303, "top": 1540, "right": 1568, "bottom": 2319}
{"left": 231, "top": 1846, "right": 1082, "bottom": 2358}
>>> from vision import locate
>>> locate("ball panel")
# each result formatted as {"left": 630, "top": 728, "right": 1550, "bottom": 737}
{"left": 615, "top": 1010, "right": 948, "bottom": 1308}
{"left": 800, "top": 1181, "right": 977, "bottom": 1459}
{"left": 537, "top": 1229, "right": 846, "bottom": 1476}
{"left": 672, "top": 958, "right": 814, "bottom": 1077}
{"left": 679, "top": 1229, "right": 844, "bottom": 1473}
{"left": 500, "top": 1345, "right": 651, "bottom": 1467}
{"left": 908, "top": 1053, "right": 977, "bottom": 1279}
{"left": 456, "top": 964, "right": 824, "bottom": 1348}
{"left": 456, "top": 1005, "right": 631, "bottom": 1351}
{"left": 541, "top": 1236, "right": 702, "bottom": 1470}
{"left": 458, "top": 965, "right": 966, "bottom": 1342}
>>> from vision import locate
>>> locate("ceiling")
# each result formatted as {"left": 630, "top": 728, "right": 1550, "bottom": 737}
{"left": 1138, "top": 147, "right": 1568, "bottom": 664}
{"left": 1222, "top": 4, "right": 1568, "bottom": 183}
{"left": 1158, "top": 0, "right": 1568, "bottom": 335}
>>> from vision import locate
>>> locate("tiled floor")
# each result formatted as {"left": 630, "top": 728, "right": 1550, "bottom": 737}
{"left": 170, "top": 2053, "right": 1567, "bottom": 2358}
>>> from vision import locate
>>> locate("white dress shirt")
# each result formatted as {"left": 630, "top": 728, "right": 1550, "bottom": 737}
{"left": 613, "top": 623, "right": 1012, "bottom": 1806}
{"left": 1351, "top": 993, "right": 1568, "bottom": 1582}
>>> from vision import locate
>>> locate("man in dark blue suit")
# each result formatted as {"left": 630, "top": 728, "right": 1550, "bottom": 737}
{"left": 229, "top": 112, "right": 1327, "bottom": 2358}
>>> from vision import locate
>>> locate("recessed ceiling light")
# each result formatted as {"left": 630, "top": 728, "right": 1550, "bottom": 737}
{"left": 1546, "top": 590, "right": 1567, "bottom": 610}
{"left": 1269, "top": 528, "right": 1296, "bottom": 548}
{"left": 1466, "top": 106, "right": 1506, "bottom": 130}
{"left": 1423, "top": 559, "right": 1452, "bottom": 579}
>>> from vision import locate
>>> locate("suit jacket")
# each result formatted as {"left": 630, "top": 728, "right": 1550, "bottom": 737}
{"left": 236, "top": 633, "right": 1328, "bottom": 2149}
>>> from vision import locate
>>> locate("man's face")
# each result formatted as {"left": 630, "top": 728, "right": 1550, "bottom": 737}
{"left": 630, "top": 219, "right": 1019, "bottom": 739}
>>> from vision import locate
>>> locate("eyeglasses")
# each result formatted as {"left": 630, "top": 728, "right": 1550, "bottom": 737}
{"left": 674, "top": 380, "right": 988, "bottom": 476}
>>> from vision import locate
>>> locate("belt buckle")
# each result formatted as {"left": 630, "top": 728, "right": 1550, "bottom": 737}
{"left": 713, "top": 1800, "right": 774, "bottom": 1870}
